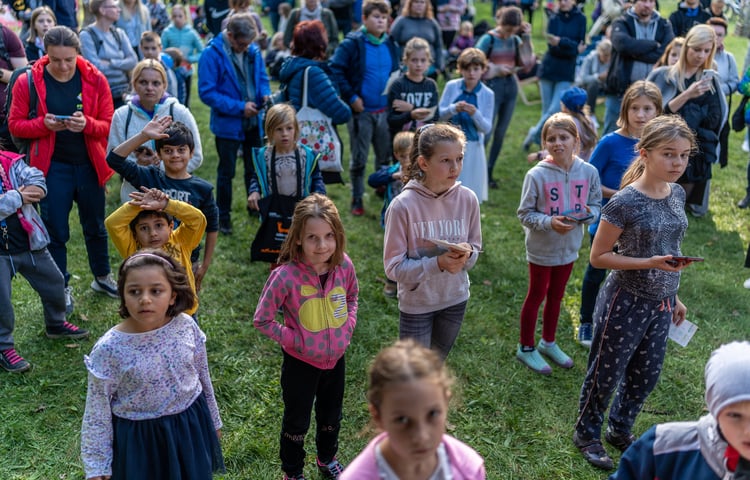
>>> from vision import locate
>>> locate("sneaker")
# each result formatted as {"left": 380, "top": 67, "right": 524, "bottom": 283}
{"left": 351, "top": 198, "right": 364, "bottom": 216}
{"left": 744, "top": 278, "right": 750, "bottom": 289}
{"left": 516, "top": 345, "right": 552, "bottom": 375}
{"left": 383, "top": 280, "right": 397, "bottom": 298}
{"left": 743, "top": 138, "right": 749, "bottom": 153}
{"left": 316, "top": 457, "right": 344, "bottom": 479}
{"left": 91, "top": 274, "right": 118, "bottom": 298}
{"left": 577, "top": 323, "right": 593, "bottom": 348}
{"left": 283, "top": 474, "right": 307, "bottom": 480}
{"left": 64, "top": 286, "right": 74, "bottom": 315}
{"left": 605, "top": 427, "right": 636, "bottom": 452}
{"left": 573, "top": 431, "right": 614, "bottom": 470}
{"left": 46, "top": 321, "right": 90, "bottom": 340}
{"left": 0, "top": 348, "right": 31, "bottom": 373}
{"left": 488, "top": 178, "right": 499, "bottom": 189}
{"left": 537, "top": 341, "right": 574, "bottom": 368}
{"left": 738, "top": 195, "right": 750, "bottom": 209}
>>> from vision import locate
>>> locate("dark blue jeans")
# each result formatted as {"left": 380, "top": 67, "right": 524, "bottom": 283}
{"left": 40, "top": 161, "right": 110, "bottom": 285}
{"left": 215, "top": 129, "right": 262, "bottom": 224}
{"left": 485, "top": 75, "right": 518, "bottom": 181}
{"left": 580, "top": 233, "right": 607, "bottom": 325}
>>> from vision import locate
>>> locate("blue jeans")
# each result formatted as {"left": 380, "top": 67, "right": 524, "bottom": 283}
{"left": 399, "top": 300, "right": 468, "bottom": 359}
{"left": 215, "top": 130, "right": 262, "bottom": 224}
{"left": 580, "top": 232, "right": 607, "bottom": 325}
{"left": 40, "top": 161, "right": 110, "bottom": 285}
{"left": 603, "top": 95, "right": 622, "bottom": 136}
{"left": 485, "top": 76, "right": 518, "bottom": 180}
{"left": 528, "top": 79, "right": 572, "bottom": 145}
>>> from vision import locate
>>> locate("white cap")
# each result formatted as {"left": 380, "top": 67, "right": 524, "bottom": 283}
{"left": 705, "top": 341, "right": 750, "bottom": 417}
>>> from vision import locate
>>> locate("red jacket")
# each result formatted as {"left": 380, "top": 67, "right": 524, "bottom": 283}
{"left": 8, "top": 55, "right": 114, "bottom": 186}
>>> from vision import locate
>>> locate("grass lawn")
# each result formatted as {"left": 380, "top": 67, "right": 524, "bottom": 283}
{"left": 2, "top": 1, "right": 750, "bottom": 478}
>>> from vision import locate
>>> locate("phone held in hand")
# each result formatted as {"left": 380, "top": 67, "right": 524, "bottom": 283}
{"left": 54, "top": 115, "right": 73, "bottom": 122}
{"left": 666, "top": 256, "right": 704, "bottom": 266}
{"left": 701, "top": 69, "right": 717, "bottom": 82}
{"left": 561, "top": 208, "right": 594, "bottom": 222}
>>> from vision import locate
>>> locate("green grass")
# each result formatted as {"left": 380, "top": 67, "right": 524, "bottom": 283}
{"left": 2, "top": 2, "right": 750, "bottom": 478}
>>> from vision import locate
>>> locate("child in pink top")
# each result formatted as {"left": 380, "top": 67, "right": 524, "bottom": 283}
{"left": 342, "top": 339, "right": 486, "bottom": 479}
{"left": 253, "top": 193, "right": 358, "bottom": 480}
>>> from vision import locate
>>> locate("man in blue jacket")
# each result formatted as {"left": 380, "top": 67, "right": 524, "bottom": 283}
{"left": 198, "top": 13, "right": 271, "bottom": 235}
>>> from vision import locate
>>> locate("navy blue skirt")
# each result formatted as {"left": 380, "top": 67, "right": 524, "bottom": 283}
{"left": 111, "top": 393, "right": 225, "bottom": 479}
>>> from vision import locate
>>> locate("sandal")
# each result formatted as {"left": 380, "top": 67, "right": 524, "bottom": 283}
{"left": 573, "top": 432, "right": 614, "bottom": 470}
{"left": 605, "top": 427, "right": 637, "bottom": 452}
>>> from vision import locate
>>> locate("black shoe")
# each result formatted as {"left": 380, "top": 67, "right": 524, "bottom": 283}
{"left": 573, "top": 432, "right": 614, "bottom": 470}
{"left": 738, "top": 195, "right": 750, "bottom": 209}
{"left": 46, "top": 321, "right": 90, "bottom": 340}
{"left": 605, "top": 427, "right": 636, "bottom": 452}
{"left": 0, "top": 348, "right": 31, "bottom": 373}
{"left": 219, "top": 220, "right": 233, "bottom": 235}
{"left": 488, "top": 179, "right": 499, "bottom": 189}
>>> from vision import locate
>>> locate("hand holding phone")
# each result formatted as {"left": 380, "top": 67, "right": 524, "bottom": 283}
{"left": 561, "top": 208, "right": 594, "bottom": 222}
{"left": 666, "top": 256, "right": 704, "bottom": 267}
{"left": 54, "top": 115, "right": 73, "bottom": 122}
{"left": 701, "top": 69, "right": 717, "bottom": 82}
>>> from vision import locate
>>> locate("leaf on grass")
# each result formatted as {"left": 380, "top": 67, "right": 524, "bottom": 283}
{"left": 483, "top": 280, "right": 492, "bottom": 286}
{"left": 79, "top": 313, "right": 89, "bottom": 322}
{"left": 65, "top": 344, "right": 80, "bottom": 349}
{"left": 34, "top": 404, "right": 47, "bottom": 413}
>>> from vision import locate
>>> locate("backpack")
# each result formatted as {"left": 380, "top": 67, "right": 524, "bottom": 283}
{"left": 4, "top": 66, "right": 36, "bottom": 153}
{"left": 81, "top": 25, "right": 123, "bottom": 54}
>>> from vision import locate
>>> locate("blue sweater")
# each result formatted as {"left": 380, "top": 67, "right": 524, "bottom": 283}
{"left": 537, "top": 7, "right": 586, "bottom": 82}
{"left": 198, "top": 33, "right": 271, "bottom": 141}
{"left": 278, "top": 56, "right": 352, "bottom": 125}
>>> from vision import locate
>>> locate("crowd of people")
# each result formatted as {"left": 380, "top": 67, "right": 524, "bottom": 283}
{"left": 1, "top": 0, "right": 750, "bottom": 478}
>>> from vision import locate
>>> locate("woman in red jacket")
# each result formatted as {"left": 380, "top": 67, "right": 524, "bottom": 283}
{"left": 8, "top": 25, "right": 116, "bottom": 314}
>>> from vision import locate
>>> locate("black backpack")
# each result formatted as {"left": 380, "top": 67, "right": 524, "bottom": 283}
{"left": 81, "top": 25, "right": 124, "bottom": 54}
{"left": 4, "top": 65, "right": 36, "bottom": 153}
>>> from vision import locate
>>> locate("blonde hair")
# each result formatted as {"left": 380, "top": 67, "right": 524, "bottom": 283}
{"left": 393, "top": 131, "right": 415, "bottom": 156}
{"left": 620, "top": 115, "right": 697, "bottom": 188}
{"left": 367, "top": 339, "right": 453, "bottom": 411}
{"left": 541, "top": 112, "right": 579, "bottom": 151}
{"left": 596, "top": 38, "right": 611, "bottom": 56}
{"left": 278, "top": 194, "right": 346, "bottom": 267}
{"left": 264, "top": 104, "right": 300, "bottom": 146}
{"left": 655, "top": 36, "right": 684, "bottom": 68}
{"left": 30, "top": 6, "right": 56, "bottom": 40}
{"left": 669, "top": 26, "right": 716, "bottom": 93}
{"left": 617, "top": 80, "right": 663, "bottom": 131}
{"left": 457, "top": 47, "right": 487, "bottom": 71}
{"left": 563, "top": 107, "right": 598, "bottom": 155}
{"left": 170, "top": 4, "right": 193, "bottom": 26}
{"left": 119, "top": 0, "right": 149, "bottom": 25}
{"left": 402, "top": 37, "right": 432, "bottom": 64}
{"left": 400, "top": 0, "right": 434, "bottom": 19}
{"left": 131, "top": 59, "right": 168, "bottom": 89}
{"left": 404, "top": 123, "right": 466, "bottom": 182}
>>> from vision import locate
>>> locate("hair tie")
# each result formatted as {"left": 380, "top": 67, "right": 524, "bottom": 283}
{"left": 124, "top": 252, "right": 175, "bottom": 269}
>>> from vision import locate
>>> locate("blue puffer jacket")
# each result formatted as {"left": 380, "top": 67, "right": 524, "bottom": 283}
{"left": 329, "top": 29, "right": 399, "bottom": 105}
{"left": 198, "top": 32, "right": 271, "bottom": 141}
{"left": 537, "top": 6, "right": 587, "bottom": 82}
{"left": 278, "top": 56, "right": 352, "bottom": 125}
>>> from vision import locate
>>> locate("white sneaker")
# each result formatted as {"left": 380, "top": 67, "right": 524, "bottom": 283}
{"left": 743, "top": 139, "right": 749, "bottom": 153}
{"left": 64, "top": 286, "right": 74, "bottom": 315}
{"left": 91, "top": 274, "right": 118, "bottom": 298}
{"left": 743, "top": 278, "right": 750, "bottom": 289}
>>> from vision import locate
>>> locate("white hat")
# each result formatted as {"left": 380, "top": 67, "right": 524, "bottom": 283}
{"left": 705, "top": 341, "right": 750, "bottom": 417}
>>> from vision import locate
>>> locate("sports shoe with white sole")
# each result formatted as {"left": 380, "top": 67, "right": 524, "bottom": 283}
{"left": 91, "top": 274, "right": 118, "bottom": 298}
{"left": 516, "top": 345, "right": 552, "bottom": 375}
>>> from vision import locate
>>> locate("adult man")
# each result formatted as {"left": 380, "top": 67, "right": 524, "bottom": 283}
{"left": 198, "top": 13, "right": 270, "bottom": 235}
{"left": 669, "top": 0, "right": 711, "bottom": 36}
{"left": 602, "top": 0, "right": 674, "bottom": 134}
{"left": 0, "top": 26, "right": 28, "bottom": 151}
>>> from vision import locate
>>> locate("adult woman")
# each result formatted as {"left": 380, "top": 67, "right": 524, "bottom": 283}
{"left": 389, "top": 0, "right": 444, "bottom": 77}
{"left": 283, "top": 0, "right": 339, "bottom": 58}
{"left": 522, "top": 0, "right": 586, "bottom": 150}
{"left": 116, "top": 0, "right": 151, "bottom": 58}
{"left": 475, "top": 6, "right": 534, "bottom": 189}
{"left": 706, "top": 17, "right": 737, "bottom": 170}
{"left": 25, "top": 6, "right": 56, "bottom": 63}
{"left": 8, "top": 26, "right": 116, "bottom": 313}
{"left": 80, "top": 0, "right": 138, "bottom": 109}
{"left": 108, "top": 59, "right": 203, "bottom": 203}
{"left": 279, "top": 20, "right": 351, "bottom": 123}
{"left": 647, "top": 24, "right": 727, "bottom": 217}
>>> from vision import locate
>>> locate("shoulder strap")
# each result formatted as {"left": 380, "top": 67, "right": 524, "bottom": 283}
{"left": 301, "top": 67, "right": 310, "bottom": 108}
{"left": 26, "top": 69, "right": 36, "bottom": 119}
{"left": 83, "top": 26, "right": 102, "bottom": 54}
{"left": 124, "top": 107, "right": 133, "bottom": 137}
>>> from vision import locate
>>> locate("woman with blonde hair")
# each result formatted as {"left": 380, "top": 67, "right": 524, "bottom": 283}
{"left": 116, "top": 0, "right": 151, "bottom": 57}
{"left": 647, "top": 24, "right": 727, "bottom": 217}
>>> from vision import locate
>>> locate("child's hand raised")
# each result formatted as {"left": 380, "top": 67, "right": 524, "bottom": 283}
{"left": 142, "top": 115, "right": 172, "bottom": 140}
{"left": 129, "top": 186, "right": 169, "bottom": 211}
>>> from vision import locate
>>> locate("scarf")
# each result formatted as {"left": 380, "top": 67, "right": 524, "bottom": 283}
{"left": 0, "top": 154, "right": 34, "bottom": 238}
{"left": 361, "top": 25, "right": 388, "bottom": 45}
{"left": 450, "top": 80, "right": 480, "bottom": 141}
{"left": 725, "top": 445, "right": 750, "bottom": 479}
{"left": 300, "top": 4, "right": 321, "bottom": 21}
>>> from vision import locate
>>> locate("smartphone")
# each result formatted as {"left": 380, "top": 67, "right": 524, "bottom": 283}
{"left": 561, "top": 208, "right": 594, "bottom": 222}
{"left": 54, "top": 115, "right": 73, "bottom": 122}
{"left": 701, "top": 69, "right": 717, "bottom": 82}
{"left": 666, "top": 256, "right": 704, "bottom": 266}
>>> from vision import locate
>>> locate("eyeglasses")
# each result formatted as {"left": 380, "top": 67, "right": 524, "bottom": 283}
{"left": 102, "top": 4, "right": 121, "bottom": 9}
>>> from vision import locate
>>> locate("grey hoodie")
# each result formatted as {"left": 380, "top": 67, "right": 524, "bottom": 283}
{"left": 517, "top": 157, "right": 601, "bottom": 266}
{"left": 384, "top": 180, "right": 482, "bottom": 315}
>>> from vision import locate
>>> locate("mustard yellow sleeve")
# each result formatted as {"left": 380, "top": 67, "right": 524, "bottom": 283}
{"left": 164, "top": 199, "right": 207, "bottom": 252}
{"left": 104, "top": 202, "right": 140, "bottom": 259}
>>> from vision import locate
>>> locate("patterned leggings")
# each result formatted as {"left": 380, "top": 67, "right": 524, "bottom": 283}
{"left": 575, "top": 276, "right": 674, "bottom": 440}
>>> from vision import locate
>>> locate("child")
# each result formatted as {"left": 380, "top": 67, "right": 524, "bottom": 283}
{"left": 439, "top": 48, "right": 494, "bottom": 203}
{"left": 25, "top": 6, "right": 56, "bottom": 63}
{"left": 246, "top": 104, "right": 326, "bottom": 263}
{"left": 608, "top": 341, "right": 750, "bottom": 479}
{"left": 577, "top": 81, "right": 662, "bottom": 347}
{"left": 516, "top": 112, "right": 601, "bottom": 375}
{"left": 265, "top": 31, "right": 290, "bottom": 81}
{"left": 655, "top": 36, "right": 684, "bottom": 68}
{"left": 139, "top": 31, "right": 180, "bottom": 100}
{"left": 330, "top": 0, "right": 399, "bottom": 216}
{"left": 277, "top": 2, "right": 292, "bottom": 37}
{"left": 81, "top": 250, "right": 224, "bottom": 479}
{"left": 253, "top": 193, "right": 358, "bottom": 480}
{"left": 147, "top": 0, "right": 169, "bottom": 35}
{"left": 383, "top": 123, "right": 482, "bottom": 360}
{"left": 368, "top": 131, "right": 413, "bottom": 298}
{"left": 449, "top": 20, "right": 476, "bottom": 58}
{"left": 161, "top": 4, "right": 204, "bottom": 108}
{"left": 106, "top": 116, "right": 219, "bottom": 293}
{"left": 105, "top": 187, "right": 207, "bottom": 316}
{"left": 0, "top": 151, "right": 89, "bottom": 373}
{"left": 163, "top": 47, "right": 189, "bottom": 105}
{"left": 386, "top": 37, "right": 439, "bottom": 141}
{"left": 341, "top": 339, "right": 487, "bottom": 479}
{"left": 575, "top": 38, "right": 611, "bottom": 117}
{"left": 573, "top": 115, "right": 698, "bottom": 470}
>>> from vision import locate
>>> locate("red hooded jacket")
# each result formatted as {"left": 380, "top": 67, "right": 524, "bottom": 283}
{"left": 8, "top": 55, "right": 114, "bottom": 186}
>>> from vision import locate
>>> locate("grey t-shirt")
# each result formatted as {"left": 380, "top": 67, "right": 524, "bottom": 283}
{"left": 604, "top": 184, "right": 687, "bottom": 300}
